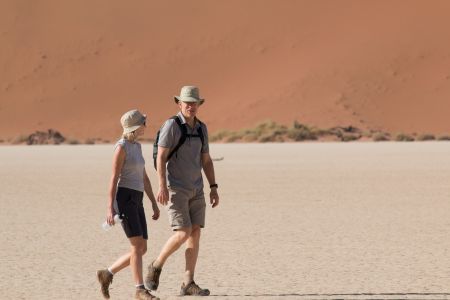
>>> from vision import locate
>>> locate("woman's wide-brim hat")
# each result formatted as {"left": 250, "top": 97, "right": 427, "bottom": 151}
{"left": 120, "top": 109, "right": 146, "bottom": 134}
{"left": 174, "top": 85, "right": 205, "bottom": 105}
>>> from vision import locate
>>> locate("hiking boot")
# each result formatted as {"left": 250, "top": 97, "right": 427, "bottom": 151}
{"left": 180, "top": 281, "right": 210, "bottom": 296}
{"left": 145, "top": 260, "right": 162, "bottom": 290}
{"left": 96, "top": 269, "right": 113, "bottom": 299}
{"left": 135, "top": 288, "right": 160, "bottom": 300}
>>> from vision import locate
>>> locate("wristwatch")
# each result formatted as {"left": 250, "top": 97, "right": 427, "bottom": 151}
{"left": 210, "top": 183, "right": 218, "bottom": 189}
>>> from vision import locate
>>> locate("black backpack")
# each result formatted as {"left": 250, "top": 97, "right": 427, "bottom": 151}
{"left": 153, "top": 115, "right": 205, "bottom": 170}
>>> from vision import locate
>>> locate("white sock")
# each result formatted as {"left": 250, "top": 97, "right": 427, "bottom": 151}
{"left": 107, "top": 268, "right": 114, "bottom": 275}
{"left": 136, "top": 284, "right": 145, "bottom": 290}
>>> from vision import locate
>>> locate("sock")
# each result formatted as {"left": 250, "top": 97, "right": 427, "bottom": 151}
{"left": 107, "top": 268, "right": 114, "bottom": 276}
{"left": 136, "top": 284, "right": 145, "bottom": 290}
{"left": 184, "top": 273, "right": 194, "bottom": 286}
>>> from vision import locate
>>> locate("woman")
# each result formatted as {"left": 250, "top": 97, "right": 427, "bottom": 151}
{"left": 97, "top": 109, "right": 160, "bottom": 300}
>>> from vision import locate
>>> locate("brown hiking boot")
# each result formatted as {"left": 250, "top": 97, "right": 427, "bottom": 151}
{"left": 180, "top": 281, "right": 210, "bottom": 296}
{"left": 135, "top": 288, "right": 160, "bottom": 300}
{"left": 96, "top": 269, "right": 113, "bottom": 299}
{"left": 145, "top": 260, "right": 162, "bottom": 290}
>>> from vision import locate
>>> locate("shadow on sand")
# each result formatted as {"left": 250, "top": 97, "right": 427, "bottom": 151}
{"left": 208, "top": 292, "right": 450, "bottom": 299}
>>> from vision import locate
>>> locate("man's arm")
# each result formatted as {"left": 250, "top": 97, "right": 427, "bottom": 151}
{"left": 202, "top": 152, "right": 219, "bottom": 208}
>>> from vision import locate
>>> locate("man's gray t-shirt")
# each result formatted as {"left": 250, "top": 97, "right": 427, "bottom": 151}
{"left": 158, "top": 112, "right": 209, "bottom": 190}
{"left": 114, "top": 138, "right": 145, "bottom": 192}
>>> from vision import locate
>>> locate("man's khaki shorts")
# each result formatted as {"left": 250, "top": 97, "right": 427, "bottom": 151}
{"left": 167, "top": 187, "right": 206, "bottom": 230}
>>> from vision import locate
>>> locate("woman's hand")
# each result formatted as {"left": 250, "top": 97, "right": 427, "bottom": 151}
{"left": 107, "top": 207, "right": 117, "bottom": 225}
{"left": 152, "top": 202, "right": 160, "bottom": 220}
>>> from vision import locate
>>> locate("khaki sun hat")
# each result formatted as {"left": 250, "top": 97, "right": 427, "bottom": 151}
{"left": 174, "top": 86, "right": 205, "bottom": 105}
{"left": 120, "top": 109, "right": 146, "bottom": 134}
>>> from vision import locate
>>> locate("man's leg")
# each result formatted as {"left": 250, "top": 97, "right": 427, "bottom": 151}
{"left": 184, "top": 224, "right": 201, "bottom": 284}
{"left": 154, "top": 227, "right": 191, "bottom": 267}
{"left": 145, "top": 227, "right": 191, "bottom": 290}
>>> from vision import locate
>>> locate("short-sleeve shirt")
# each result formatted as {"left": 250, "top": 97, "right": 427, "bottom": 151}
{"left": 114, "top": 138, "right": 145, "bottom": 192}
{"left": 158, "top": 112, "right": 209, "bottom": 190}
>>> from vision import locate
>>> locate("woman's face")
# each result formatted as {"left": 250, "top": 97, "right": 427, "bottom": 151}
{"left": 134, "top": 123, "right": 146, "bottom": 137}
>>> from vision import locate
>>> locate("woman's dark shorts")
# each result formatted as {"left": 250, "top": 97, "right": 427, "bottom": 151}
{"left": 116, "top": 187, "right": 148, "bottom": 240}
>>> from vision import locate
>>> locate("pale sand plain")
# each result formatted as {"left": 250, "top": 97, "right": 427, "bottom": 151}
{"left": 1, "top": 143, "right": 450, "bottom": 300}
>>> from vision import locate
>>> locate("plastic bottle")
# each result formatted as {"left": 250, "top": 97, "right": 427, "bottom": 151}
{"left": 102, "top": 214, "right": 122, "bottom": 231}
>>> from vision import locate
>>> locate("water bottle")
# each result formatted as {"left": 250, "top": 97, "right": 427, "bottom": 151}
{"left": 102, "top": 214, "right": 122, "bottom": 231}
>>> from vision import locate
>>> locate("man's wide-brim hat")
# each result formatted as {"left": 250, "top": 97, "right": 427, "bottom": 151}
{"left": 120, "top": 109, "right": 146, "bottom": 134}
{"left": 174, "top": 86, "right": 205, "bottom": 105}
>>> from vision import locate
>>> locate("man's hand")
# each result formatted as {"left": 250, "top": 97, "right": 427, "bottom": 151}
{"left": 210, "top": 188, "right": 219, "bottom": 208}
{"left": 157, "top": 186, "right": 169, "bottom": 206}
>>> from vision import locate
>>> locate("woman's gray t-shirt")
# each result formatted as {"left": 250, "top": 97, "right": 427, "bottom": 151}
{"left": 115, "top": 138, "right": 145, "bottom": 192}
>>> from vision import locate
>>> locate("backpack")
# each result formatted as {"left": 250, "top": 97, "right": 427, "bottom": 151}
{"left": 153, "top": 115, "right": 205, "bottom": 170}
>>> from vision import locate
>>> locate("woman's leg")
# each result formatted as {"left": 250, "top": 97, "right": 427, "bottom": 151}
{"left": 129, "top": 236, "right": 147, "bottom": 285}
{"left": 108, "top": 252, "right": 131, "bottom": 274}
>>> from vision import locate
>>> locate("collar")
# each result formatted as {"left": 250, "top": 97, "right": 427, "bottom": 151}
{"left": 177, "top": 112, "right": 198, "bottom": 128}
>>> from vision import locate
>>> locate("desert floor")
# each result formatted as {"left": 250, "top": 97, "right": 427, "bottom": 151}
{"left": 1, "top": 143, "right": 450, "bottom": 300}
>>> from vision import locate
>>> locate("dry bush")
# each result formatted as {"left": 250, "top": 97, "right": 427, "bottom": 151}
{"left": 12, "top": 135, "right": 28, "bottom": 144}
{"left": 373, "top": 133, "right": 390, "bottom": 141}
{"left": 67, "top": 139, "right": 80, "bottom": 145}
{"left": 395, "top": 133, "right": 415, "bottom": 142}
{"left": 437, "top": 135, "right": 450, "bottom": 141}
{"left": 210, "top": 130, "right": 231, "bottom": 142}
{"left": 287, "top": 127, "right": 317, "bottom": 141}
{"left": 340, "top": 134, "right": 361, "bottom": 142}
{"left": 417, "top": 134, "right": 435, "bottom": 141}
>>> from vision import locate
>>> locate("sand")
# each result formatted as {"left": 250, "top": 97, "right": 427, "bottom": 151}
{"left": 1, "top": 143, "right": 450, "bottom": 299}
{"left": 2, "top": 0, "right": 450, "bottom": 141}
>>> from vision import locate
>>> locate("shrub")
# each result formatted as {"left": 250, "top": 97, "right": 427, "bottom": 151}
{"left": 373, "top": 133, "right": 390, "bottom": 141}
{"left": 67, "top": 139, "right": 80, "bottom": 145}
{"left": 287, "top": 127, "right": 317, "bottom": 141}
{"left": 395, "top": 133, "right": 414, "bottom": 142}
{"left": 210, "top": 130, "right": 231, "bottom": 142}
{"left": 12, "top": 135, "right": 28, "bottom": 144}
{"left": 225, "top": 132, "right": 243, "bottom": 143}
{"left": 417, "top": 134, "right": 435, "bottom": 141}
{"left": 340, "top": 134, "right": 361, "bottom": 142}
{"left": 437, "top": 135, "right": 450, "bottom": 141}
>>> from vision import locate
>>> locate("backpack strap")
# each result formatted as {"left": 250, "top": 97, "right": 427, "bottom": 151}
{"left": 196, "top": 119, "right": 205, "bottom": 148}
{"left": 167, "top": 116, "right": 187, "bottom": 161}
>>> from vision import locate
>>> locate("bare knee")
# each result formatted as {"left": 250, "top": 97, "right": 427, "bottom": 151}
{"left": 174, "top": 228, "right": 192, "bottom": 245}
{"left": 130, "top": 238, "right": 147, "bottom": 256}
{"left": 190, "top": 226, "right": 201, "bottom": 239}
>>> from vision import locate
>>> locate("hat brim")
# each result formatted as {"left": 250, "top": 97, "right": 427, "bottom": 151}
{"left": 174, "top": 96, "right": 205, "bottom": 105}
{"left": 122, "top": 115, "right": 146, "bottom": 134}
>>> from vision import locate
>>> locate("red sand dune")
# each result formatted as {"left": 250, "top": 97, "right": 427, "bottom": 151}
{"left": 1, "top": 0, "right": 450, "bottom": 141}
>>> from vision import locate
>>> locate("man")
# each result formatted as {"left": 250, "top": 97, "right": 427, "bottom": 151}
{"left": 146, "top": 85, "right": 219, "bottom": 296}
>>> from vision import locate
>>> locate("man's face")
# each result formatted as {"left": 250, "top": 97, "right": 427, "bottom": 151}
{"left": 179, "top": 101, "right": 199, "bottom": 119}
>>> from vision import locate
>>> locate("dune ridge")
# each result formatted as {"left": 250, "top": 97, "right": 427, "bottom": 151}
{"left": 1, "top": 0, "right": 450, "bottom": 141}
